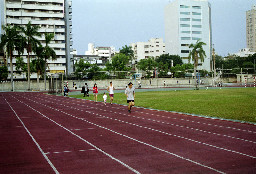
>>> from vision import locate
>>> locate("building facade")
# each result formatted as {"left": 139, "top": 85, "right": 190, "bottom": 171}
{"left": 246, "top": 5, "right": 256, "bottom": 52}
{"left": 164, "top": 0, "right": 212, "bottom": 71}
{"left": 85, "top": 43, "right": 115, "bottom": 64}
{"left": 131, "top": 38, "right": 166, "bottom": 62}
{"left": 233, "top": 48, "right": 256, "bottom": 57}
{"left": 0, "top": 0, "right": 73, "bottom": 78}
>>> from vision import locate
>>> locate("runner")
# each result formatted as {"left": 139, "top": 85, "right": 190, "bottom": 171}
{"left": 107, "top": 81, "right": 115, "bottom": 105}
{"left": 93, "top": 83, "right": 98, "bottom": 102}
{"left": 125, "top": 82, "right": 135, "bottom": 113}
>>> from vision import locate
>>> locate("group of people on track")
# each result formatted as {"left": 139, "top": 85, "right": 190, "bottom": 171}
{"left": 81, "top": 81, "right": 135, "bottom": 113}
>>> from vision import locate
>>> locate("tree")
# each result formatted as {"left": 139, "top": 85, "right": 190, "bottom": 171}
{"left": 0, "top": 66, "right": 8, "bottom": 81}
{"left": 20, "top": 21, "right": 41, "bottom": 90}
{"left": 137, "top": 57, "right": 157, "bottom": 78}
{"left": 42, "top": 33, "right": 56, "bottom": 90}
{"left": 33, "top": 45, "right": 46, "bottom": 89}
{"left": 74, "top": 59, "right": 90, "bottom": 79}
{"left": 106, "top": 53, "right": 131, "bottom": 79}
{"left": 156, "top": 54, "right": 183, "bottom": 69}
{"left": 119, "top": 45, "right": 134, "bottom": 61}
{"left": 15, "top": 57, "right": 27, "bottom": 76}
{"left": 0, "top": 25, "right": 25, "bottom": 91}
{"left": 188, "top": 40, "right": 206, "bottom": 89}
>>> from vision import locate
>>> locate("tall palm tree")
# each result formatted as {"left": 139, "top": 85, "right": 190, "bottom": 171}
{"left": 43, "top": 33, "right": 56, "bottom": 90}
{"left": 20, "top": 21, "right": 41, "bottom": 90}
{"left": 188, "top": 40, "right": 206, "bottom": 89}
{"left": 0, "top": 25, "right": 25, "bottom": 91}
{"left": 34, "top": 45, "right": 46, "bottom": 90}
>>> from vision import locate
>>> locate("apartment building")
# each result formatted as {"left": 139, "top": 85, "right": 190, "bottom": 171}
{"left": 85, "top": 43, "right": 115, "bottom": 64}
{"left": 0, "top": 0, "right": 73, "bottom": 78}
{"left": 164, "top": 0, "right": 212, "bottom": 71}
{"left": 131, "top": 38, "right": 165, "bottom": 62}
{"left": 246, "top": 5, "right": 256, "bottom": 52}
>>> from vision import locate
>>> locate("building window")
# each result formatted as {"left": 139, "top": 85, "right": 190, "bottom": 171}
{"left": 192, "top": 37, "right": 201, "bottom": 40}
{"left": 192, "top": 25, "right": 202, "bottom": 28}
{"left": 192, "top": 18, "right": 201, "bottom": 22}
{"left": 144, "top": 45, "right": 149, "bottom": 48}
{"left": 181, "top": 31, "right": 190, "bottom": 34}
{"left": 192, "top": 31, "right": 202, "bottom": 34}
{"left": 180, "top": 12, "right": 190, "bottom": 15}
{"left": 181, "top": 37, "right": 191, "bottom": 40}
{"left": 180, "top": 18, "right": 190, "bottom": 21}
{"left": 181, "top": 50, "right": 190, "bottom": 53}
{"left": 180, "top": 24, "right": 190, "bottom": 27}
{"left": 192, "top": 12, "right": 201, "bottom": 15}
{"left": 181, "top": 44, "right": 189, "bottom": 46}
{"left": 156, "top": 50, "right": 159, "bottom": 52}
{"left": 192, "top": 6, "right": 201, "bottom": 9}
{"left": 180, "top": 5, "right": 190, "bottom": 8}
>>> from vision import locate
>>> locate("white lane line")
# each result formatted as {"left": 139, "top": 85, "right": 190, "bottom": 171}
{"left": 23, "top": 95, "right": 256, "bottom": 159}
{"left": 13, "top": 97, "right": 140, "bottom": 174}
{"left": 16, "top": 96, "right": 226, "bottom": 174}
{"left": 4, "top": 98, "right": 59, "bottom": 174}
{"left": 36, "top": 95, "right": 256, "bottom": 144}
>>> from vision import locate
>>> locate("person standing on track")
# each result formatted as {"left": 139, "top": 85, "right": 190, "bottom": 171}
{"left": 93, "top": 83, "right": 98, "bottom": 102}
{"left": 107, "top": 81, "right": 115, "bottom": 105}
{"left": 125, "top": 82, "right": 135, "bottom": 113}
{"left": 103, "top": 92, "right": 107, "bottom": 105}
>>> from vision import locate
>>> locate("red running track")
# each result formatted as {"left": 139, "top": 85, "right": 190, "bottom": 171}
{"left": 0, "top": 92, "right": 255, "bottom": 174}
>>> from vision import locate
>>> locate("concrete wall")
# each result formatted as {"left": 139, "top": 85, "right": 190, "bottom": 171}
{"left": 0, "top": 77, "right": 237, "bottom": 91}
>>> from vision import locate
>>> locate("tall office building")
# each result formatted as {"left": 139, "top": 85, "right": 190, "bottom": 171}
{"left": 0, "top": 0, "right": 73, "bottom": 78}
{"left": 131, "top": 38, "right": 166, "bottom": 62}
{"left": 246, "top": 5, "right": 256, "bottom": 52}
{"left": 164, "top": 0, "right": 212, "bottom": 71}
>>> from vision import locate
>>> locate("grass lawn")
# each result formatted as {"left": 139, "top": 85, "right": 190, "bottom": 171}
{"left": 70, "top": 88, "right": 256, "bottom": 123}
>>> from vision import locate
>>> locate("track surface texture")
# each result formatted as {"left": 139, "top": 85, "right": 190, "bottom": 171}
{"left": 0, "top": 92, "right": 255, "bottom": 174}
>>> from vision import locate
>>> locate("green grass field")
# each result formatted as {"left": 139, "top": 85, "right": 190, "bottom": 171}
{"left": 70, "top": 88, "right": 256, "bottom": 123}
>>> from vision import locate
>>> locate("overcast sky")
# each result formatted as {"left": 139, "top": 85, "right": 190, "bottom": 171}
{"left": 72, "top": 0, "right": 255, "bottom": 56}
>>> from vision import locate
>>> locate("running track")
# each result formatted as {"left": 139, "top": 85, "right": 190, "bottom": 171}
{"left": 0, "top": 92, "right": 255, "bottom": 174}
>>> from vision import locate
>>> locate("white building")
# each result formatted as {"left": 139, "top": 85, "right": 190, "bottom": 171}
{"left": 234, "top": 48, "right": 256, "bottom": 57}
{"left": 131, "top": 38, "right": 166, "bottom": 62}
{"left": 85, "top": 43, "right": 115, "bottom": 57}
{"left": 164, "top": 0, "right": 212, "bottom": 71}
{"left": 246, "top": 5, "right": 256, "bottom": 52}
{"left": 0, "top": 0, "right": 73, "bottom": 78}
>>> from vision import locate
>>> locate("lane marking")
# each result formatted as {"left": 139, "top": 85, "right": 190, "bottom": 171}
{"left": 36, "top": 95, "right": 256, "bottom": 144}
{"left": 4, "top": 97, "right": 59, "bottom": 174}
{"left": 22, "top": 94, "right": 256, "bottom": 159}
{"left": 12, "top": 96, "right": 140, "bottom": 174}
{"left": 14, "top": 95, "right": 227, "bottom": 173}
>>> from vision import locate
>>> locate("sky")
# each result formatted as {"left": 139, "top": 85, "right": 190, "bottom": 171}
{"left": 72, "top": 0, "right": 255, "bottom": 56}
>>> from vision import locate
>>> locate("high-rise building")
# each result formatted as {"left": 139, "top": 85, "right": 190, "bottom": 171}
{"left": 0, "top": 0, "right": 73, "bottom": 78}
{"left": 131, "top": 38, "right": 166, "bottom": 62}
{"left": 164, "top": 0, "right": 212, "bottom": 71}
{"left": 246, "top": 5, "right": 256, "bottom": 52}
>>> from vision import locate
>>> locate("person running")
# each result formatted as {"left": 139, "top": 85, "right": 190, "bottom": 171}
{"left": 93, "top": 83, "right": 98, "bottom": 102}
{"left": 125, "top": 82, "right": 135, "bottom": 113}
{"left": 103, "top": 92, "right": 107, "bottom": 105}
{"left": 107, "top": 81, "right": 115, "bottom": 105}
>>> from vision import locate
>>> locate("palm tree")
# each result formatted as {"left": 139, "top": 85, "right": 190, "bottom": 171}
{"left": 20, "top": 21, "right": 41, "bottom": 90}
{"left": 43, "top": 33, "right": 56, "bottom": 90}
{"left": 0, "top": 25, "right": 25, "bottom": 91}
{"left": 188, "top": 40, "right": 206, "bottom": 89}
{"left": 33, "top": 45, "right": 46, "bottom": 90}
